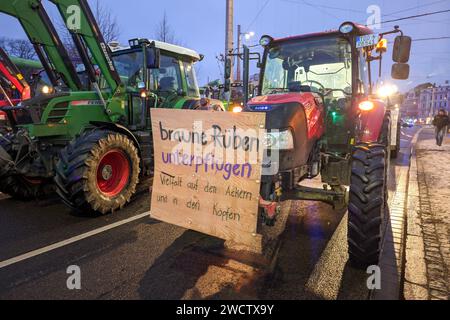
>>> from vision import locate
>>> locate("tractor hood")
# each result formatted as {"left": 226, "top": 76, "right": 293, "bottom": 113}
{"left": 245, "top": 92, "right": 325, "bottom": 140}
{"left": 244, "top": 91, "right": 325, "bottom": 172}
{"left": 10, "top": 92, "right": 70, "bottom": 126}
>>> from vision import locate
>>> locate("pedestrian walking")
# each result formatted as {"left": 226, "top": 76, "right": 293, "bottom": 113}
{"left": 432, "top": 109, "right": 449, "bottom": 146}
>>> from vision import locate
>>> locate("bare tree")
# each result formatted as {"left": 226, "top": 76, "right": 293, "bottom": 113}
{"left": 0, "top": 1, "right": 119, "bottom": 62}
{"left": 0, "top": 37, "right": 36, "bottom": 60}
{"left": 92, "top": 0, "right": 120, "bottom": 43}
{"left": 154, "top": 12, "right": 184, "bottom": 46}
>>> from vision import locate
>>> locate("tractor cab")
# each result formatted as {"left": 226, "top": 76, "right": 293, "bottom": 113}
{"left": 110, "top": 39, "right": 202, "bottom": 110}
{"left": 248, "top": 22, "right": 411, "bottom": 156}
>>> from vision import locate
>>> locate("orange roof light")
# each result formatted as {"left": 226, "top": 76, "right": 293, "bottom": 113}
{"left": 376, "top": 38, "right": 387, "bottom": 53}
{"left": 358, "top": 101, "right": 374, "bottom": 111}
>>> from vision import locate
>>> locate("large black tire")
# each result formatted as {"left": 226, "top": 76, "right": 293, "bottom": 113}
{"left": 54, "top": 130, "right": 140, "bottom": 214}
{"left": 0, "top": 175, "right": 54, "bottom": 200}
{"left": 0, "top": 134, "right": 53, "bottom": 200}
{"left": 348, "top": 143, "right": 387, "bottom": 269}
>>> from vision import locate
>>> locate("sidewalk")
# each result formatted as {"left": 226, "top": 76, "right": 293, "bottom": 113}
{"left": 404, "top": 127, "right": 450, "bottom": 300}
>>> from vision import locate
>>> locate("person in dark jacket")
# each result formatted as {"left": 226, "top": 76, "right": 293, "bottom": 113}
{"left": 432, "top": 109, "right": 449, "bottom": 146}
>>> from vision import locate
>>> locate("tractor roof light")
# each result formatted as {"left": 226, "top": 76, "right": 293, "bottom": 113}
{"left": 260, "top": 35, "right": 273, "bottom": 47}
{"left": 358, "top": 100, "right": 375, "bottom": 111}
{"left": 376, "top": 38, "right": 388, "bottom": 53}
{"left": 128, "top": 38, "right": 140, "bottom": 48}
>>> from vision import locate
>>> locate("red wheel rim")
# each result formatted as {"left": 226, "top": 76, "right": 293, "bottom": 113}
{"left": 96, "top": 149, "right": 130, "bottom": 197}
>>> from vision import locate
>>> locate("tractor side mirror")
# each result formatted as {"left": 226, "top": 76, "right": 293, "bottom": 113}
{"left": 146, "top": 47, "right": 160, "bottom": 69}
{"left": 391, "top": 63, "right": 410, "bottom": 80}
{"left": 392, "top": 36, "right": 411, "bottom": 63}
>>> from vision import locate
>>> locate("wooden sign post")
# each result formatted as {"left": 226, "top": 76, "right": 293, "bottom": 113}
{"left": 150, "top": 109, "right": 265, "bottom": 251}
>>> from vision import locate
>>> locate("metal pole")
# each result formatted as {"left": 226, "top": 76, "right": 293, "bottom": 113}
{"left": 236, "top": 24, "right": 241, "bottom": 83}
{"left": 243, "top": 45, "right": 249, "bottom": 105}
{"left": 225, "top": 0, "right": 234, "bottom": 83}
{"left": 429, "top": 86, "right": 436, "bottom": 120}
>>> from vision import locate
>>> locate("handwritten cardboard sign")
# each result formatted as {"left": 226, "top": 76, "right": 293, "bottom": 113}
{"left": 150, "top": 109, "right": 265, "bottom": 247}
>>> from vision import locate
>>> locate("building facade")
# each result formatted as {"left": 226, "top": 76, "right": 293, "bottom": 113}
{"left": 418, "top": 85, "right": 450, "bottom": 118}
{"left": 401, "top": 89, "right": 419, "bottom": 118}
{"left": 401, "top": 83, "right": 450, "bottom": 120}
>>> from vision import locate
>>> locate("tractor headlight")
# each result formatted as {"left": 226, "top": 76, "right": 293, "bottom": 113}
{"left": 264, "top": 130, "right": 294, "bottom": 150}
{"left": 260, "top": 35, "right": 273, "bottom": 47}
{"left": 41, "top": 85, "right": 53, "bottom": 94}
{"left": 232, "top": 105, "right": 243, "bottom": 113}
{"left": 339, "top": 22, "right": 354, "bottom": 34}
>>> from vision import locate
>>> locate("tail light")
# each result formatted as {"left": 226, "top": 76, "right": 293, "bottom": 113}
{"left": 0, "top": 111, "right": 6, "bottom": 121}
{"left": 358, "top": 101, "right": 374, "bottom": 111}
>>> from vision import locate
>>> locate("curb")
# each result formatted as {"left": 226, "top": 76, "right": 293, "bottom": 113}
{"left": 402, "top": 128, "right": 429, "bottom": 299}
{"left": 370, "top": 128, "right": 422, "bottom": 300}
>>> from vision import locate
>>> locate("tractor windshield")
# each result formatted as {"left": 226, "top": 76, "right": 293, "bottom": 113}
{"left": 262, "top": 36, "right": 352, "bottom": 100}
{"left": 182, "top": 61, "right": 200, "bottom": 97}
{"left": 112, "top": 50, "right": 144, "bottom": 89}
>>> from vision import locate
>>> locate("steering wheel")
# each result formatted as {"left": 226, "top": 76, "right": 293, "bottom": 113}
{"left": 304, "top": 80, "right": 326, "bottom": 93}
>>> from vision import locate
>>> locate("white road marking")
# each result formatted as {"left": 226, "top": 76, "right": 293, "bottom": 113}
{"left": 0, "top": 211, "right": 150, "bottom": 269}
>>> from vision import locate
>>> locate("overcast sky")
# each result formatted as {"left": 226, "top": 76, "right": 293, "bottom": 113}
{"left": 1, "top": 0, "right": 449, "bottom": 92}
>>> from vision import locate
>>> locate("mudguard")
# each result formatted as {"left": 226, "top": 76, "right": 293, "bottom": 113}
{"left": 357, "top": 99, "right": 386, "bottom": 143}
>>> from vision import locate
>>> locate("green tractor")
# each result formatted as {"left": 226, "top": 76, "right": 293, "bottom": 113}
{"left": 0, "top": 0, "right": 215, "bottom": 214}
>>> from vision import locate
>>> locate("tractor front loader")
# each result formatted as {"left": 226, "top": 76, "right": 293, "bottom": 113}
{"left": 0, "top": 47, "right": 31, "bottom": 106}
{"left": 0, "top": 0, "right": 215, "bottom": 213}
{"left": 0, "top": 47, "right": 32, "bottom": 132}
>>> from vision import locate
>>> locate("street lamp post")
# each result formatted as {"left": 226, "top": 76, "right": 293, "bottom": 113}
{"left": 377, "top": 84, "right": 399, "bottom": 107}
{"left": 236, "top": 24, "right": 254, "bottom": 82}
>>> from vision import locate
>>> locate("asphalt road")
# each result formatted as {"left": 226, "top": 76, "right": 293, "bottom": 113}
{"left": 0, "top": 126, "right": 420, "bottom": 300}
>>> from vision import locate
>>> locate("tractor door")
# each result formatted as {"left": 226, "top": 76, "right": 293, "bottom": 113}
{"left": 150, "top": 54, "right": 184, "bottom": 109}
{"left": 111, "top": 48, "right": 147, "bottom": 129}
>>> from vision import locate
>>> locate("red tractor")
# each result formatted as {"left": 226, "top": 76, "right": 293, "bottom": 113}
{"left": 240, "top": 22, "right": 411, "bottom": 268}
{"left": 0, "top": 47, "right": 31, "bottom": 131}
